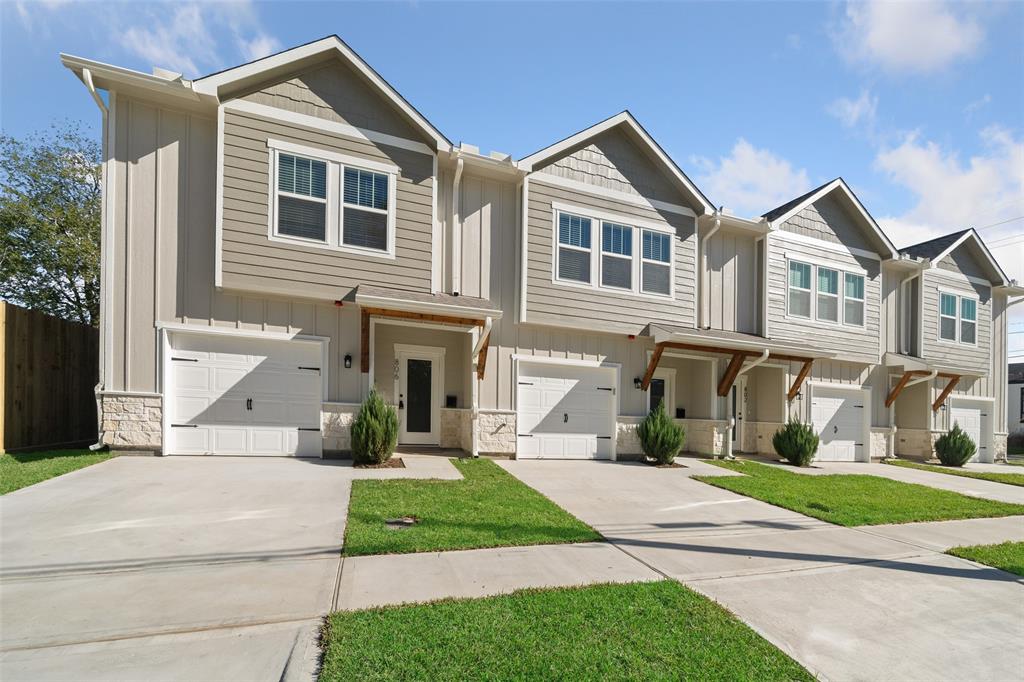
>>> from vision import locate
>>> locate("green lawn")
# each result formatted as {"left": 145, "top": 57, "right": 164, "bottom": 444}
{"left": 886, "top": 459, "right": 1024, "bottom": 488}
{"left": 694, "top": 459, "right": 1024, "bottom": 526}
{"left": 0, "top": 448, "right": 114, "bottom": 495}
{"left": 320, "top": 580, "right": 813, "bottom": 681}
{"left": 343, "top": 458, "right": 600, "bottom": 556}
{"left": 948, "top": 541, "right": 1024, "bottom": 576}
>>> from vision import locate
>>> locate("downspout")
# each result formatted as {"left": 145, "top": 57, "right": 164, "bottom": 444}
{"left": 697, "top": 214, "right": 722, "bottom": 329}
{"left": 451, "top": 157, "right": 465, "bottom": 295}
{"left": 82, "top": 68, "right": 109, "bottom": 452}
{"left": 470, "top": 316, "right": 493, "bottom": 459}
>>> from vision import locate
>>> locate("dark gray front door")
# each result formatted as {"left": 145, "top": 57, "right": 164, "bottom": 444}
{"left": 406, "top": 358, "right": 432, "bottom": 434}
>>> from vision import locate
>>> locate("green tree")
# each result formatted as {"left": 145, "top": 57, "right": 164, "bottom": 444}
{"left": 0, "top": 123, "right": 101, "bottom": 325}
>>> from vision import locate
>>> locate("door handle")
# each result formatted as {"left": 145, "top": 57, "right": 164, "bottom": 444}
{"left": 563, "top": 413, "right": 568, "bottom": 423}
{"left": 833, "top": 425, "right": 838, "bottom": 434}
{"left": 399, "top": 400, "right": 404, "bottom": 410}
{"left": 246, "top": 398, "right": 252, "bottom": 411}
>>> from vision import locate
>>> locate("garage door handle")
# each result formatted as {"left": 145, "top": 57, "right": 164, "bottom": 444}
{"left": 518, "top": 434, "right": 533, "bottom": 437}
{"left": 834, "top": 425, "right": 838, "bottom": 434}
{"left": 298, "top": 366, "right": 320, "bottom": 373}
{"left": 563, "top": 413, "right": 568, "bottom": 423}
{"left": 246, "top": 398, "right": 252, "bottom": 411}
{"left": 171, "top": 424, "right": 198, "bottom": 428}
{"left": 171, "top": 357, "right": 198, "bottom": 362}
{"left": 298, "top": 427, "right": 320, "bottom": 432}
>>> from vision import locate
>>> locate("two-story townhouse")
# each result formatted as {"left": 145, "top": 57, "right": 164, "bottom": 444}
{"left": 62, "top": 35, "right": 1022, "bottom": 463}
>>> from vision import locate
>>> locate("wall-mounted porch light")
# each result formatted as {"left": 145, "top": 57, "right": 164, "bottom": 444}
{"left": 633, "top": 377, "right": 643, "bottom": 390}
{"left": 344, "top": 354, "right": 352, "bottom": 369}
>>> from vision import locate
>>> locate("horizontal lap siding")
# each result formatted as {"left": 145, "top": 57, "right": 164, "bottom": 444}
{"left": 920, "top": 270, "right": 991, "bottom": 374}
{"left": 767, "top": 238, "right": 882, "bottom": 364}
{"left": 525, "top": 180, "right": 697, "bottom": 334}
{"left": 220, "top": 109, "right": 434, "bottom": 299}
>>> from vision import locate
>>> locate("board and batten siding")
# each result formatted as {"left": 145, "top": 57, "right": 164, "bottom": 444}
{"left": 220, "top": 107, "right": 435, "bottom": 299}
{"left": 105, "top": 94, "right": 363, "bottom": 402}
{"left": 766, "top": 235, "right": 882, "bottom": 364}
{"left": 919, "top": 269, "right": 991, "bottom": 374}
{"left": 525, "top": 179, "right": 697, "bottom": 334}
{"left": 704, "top": 228, "right": 759, "bottom": 334}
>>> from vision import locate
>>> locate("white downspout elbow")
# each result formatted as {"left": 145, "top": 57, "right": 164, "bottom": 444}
{"left": 698, "top": 215, "right": 722, "bottom": 329}
{"left": 738, "top": 348, "right": 770, "bottom": 376}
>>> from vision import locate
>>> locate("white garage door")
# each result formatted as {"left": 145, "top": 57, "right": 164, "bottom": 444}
{"left": 167, "top": 333, "right": 323, "bottom": 457}
{"left": 950, "top": 402, "right": 988, "bottom": 463}
{"left": 516, "top": 362, "right": 616, "bottom": 460}
{"left": 810, "top": 387, "right": 865, "bottom": 462}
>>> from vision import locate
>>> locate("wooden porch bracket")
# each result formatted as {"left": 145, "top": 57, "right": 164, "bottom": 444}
{"left": 640, "top": 343, "right": 665, "bottom": 391}
{"left": 932, "top": 374, "right": 961, "bottom": 412}
{"left": 885, "top": 371, "right": 913, "bottom": 408}
{"left": 787, "top": 359, "right": 814, "bottom": 401}
{"left": 476, "top": 332, "right": 490, "bottom": 380}
{"left": 716, "top": 353, "right": 746, "bottom": 397}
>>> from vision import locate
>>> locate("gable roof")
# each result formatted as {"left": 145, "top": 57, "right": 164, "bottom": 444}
{"left": 518, "top": 111, "right": 715, "bottom": 216}
{"left": 762, "top": 177, "right": 899, "bottom": 259}
{"left": 901, "top": 228, "right": 1010, "bottom": 285}
{"left": 192, "top": 35, "right": 451, "bottom": 151}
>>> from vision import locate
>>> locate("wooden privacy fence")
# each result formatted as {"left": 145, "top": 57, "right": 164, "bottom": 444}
{"left": 1, "top": 302, "right": 99, "bottom": 452}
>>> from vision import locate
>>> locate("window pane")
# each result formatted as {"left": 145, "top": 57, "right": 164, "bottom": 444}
{"left": 940, "top": 293, "right": 957, "bottom": 317}
{"left": 278, "top": 196, "right": 326, "bottom": 241}
{"left": 817, "top": 294, "right": 838, "bottom": 322}
{"left": 845, "top": 299, "right": 864, "bottom": 326}
{"left": 789, "top": 289, "right": 810, "bottom": 317}
{"left": 845, "top": 273, "right": 864, "bottom": 300}
{"left": 961, "top": 298, "right": 976, "bottom": 321}
{"left": 558, "top": 213, "right": 591, "bottom": 249}
{"left": 602, "top": 223, "right": 632, "bottom": 256}
{"left": 649, "top": 378, "right": 665, "bottom": 413}
{"left": 558, "top": 247, "right": 590, "bottom": 283}
{"left": 960, "top": 320, "right": 976, "bottom": 344}
{"left": 642, "top": 261, "right": 670, "bottom": 294}
{"left": 342, "top": 207, "right": 388, "bottom": 250}
{"left": 789, "top": 261, "right": 810, "bottom": 289}
{"left": 601, "top": 255, "right": 632, "bottom": 289}
{"left": 940, "top": 316, "right": 956, "bottom": 340}
{"left": 818, "top": 267, "right": 838, "bottom": 295}
{"left": 642, "top": 231, "right": 670, "bottom": 263}
{"left": 278, "top": 154, "right": 326, "bottom": 199}
{"left": 344, "top": 167, "right": 388, "bottom": 210}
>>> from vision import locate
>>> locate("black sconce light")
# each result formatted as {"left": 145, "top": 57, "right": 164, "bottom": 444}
{"left": 633, "top": 377, "right": 642, "bottom": 390}
{"left": 344, "top": 354, "right": 352, "bottom": 369}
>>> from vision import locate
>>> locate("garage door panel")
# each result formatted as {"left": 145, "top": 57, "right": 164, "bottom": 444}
{"left": 173, "top": 365, "right": 210, "bottom": 392}
{"left": 173, "top": 396, "right": 210, "bottom": 423}
{"left": 213, "top": 428, "right": 248, "bottom": 454}
{"left": 171, "top": 426, "right": 209, "bottom": 454}
{"left": 517, "top": 362, "right": 615, "bottom": 460}
{"left": 950, "top": 403, "right": 987, "bottom": 463}
{"left": 811, "top": 388, "right": 865, "bottom": 462}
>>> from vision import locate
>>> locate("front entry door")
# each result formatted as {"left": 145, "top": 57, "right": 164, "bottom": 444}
{"left": 730, "top": 376, "right": 746, "bottom": 451}
{"left": 397, "top": 346, "right": 442, "bottom": 445}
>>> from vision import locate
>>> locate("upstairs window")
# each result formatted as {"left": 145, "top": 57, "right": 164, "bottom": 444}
{"left": 641, "top": 230, "right": 671, "bottom": 295}
{"left": 601, "top": 222, "right": 633, "bottom": 290}
{"left": 939, "top": 293, "right": 957, "bottom": 341}
{"left": 938, "top": 291, "right": 977, "bottom": 345}
{"left": 816, "top": 267, "right": 839, "bottom": 322}
{"left": 788, "top": 261, "right": 812, "bottom": 318}
{"left": 557, "top": 212, "right": 592, "bottom": 283}
{"left": 342, "top": 167, "right": 390, "bottom": 251}
{"left": 276, "top": 154, "right": 328, "bottom": 242}
{"left": 844, "top": 273, "right": 865, "bottom": 326}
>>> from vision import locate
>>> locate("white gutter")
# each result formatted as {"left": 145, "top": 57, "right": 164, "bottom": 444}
{"left": 451, "top": 157, "right": 465, "bottom": 295}
{"left": 697, "top": 215, "right": 722, "bottom": 329}
{"left": 905, "top": 369, "right": 937, "bottom": 390}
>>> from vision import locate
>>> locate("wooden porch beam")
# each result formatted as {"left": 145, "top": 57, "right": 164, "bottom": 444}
{"left": 657, "top": 341, "right": 814, "bottom": 365}
{"left": 717, "top": 353, "right": 746, "bottom": 397}
{"left": 787, "top": 359, "right": 814, "bottom": 401}
{"left": 885, "top": 370, "right": 913, "bottom": 408}
{"left": 361, "top": 307, "right": 484, "bottom": 329}
{"left": 932, "top": 375, "right": 961, "bottom": 412}
{"left": 360, "top": 309, "right": 370, "bottom": 373}
{"left": 640, "top": 343, "right": 665, "bottom": 391}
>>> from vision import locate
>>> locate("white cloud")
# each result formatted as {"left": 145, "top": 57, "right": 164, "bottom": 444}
{"left": 237, "top": 33, "right": 282, "bottom": 63}
{"left": 964, "top": 93, "right": 992, "bottom": 118}
{"left": 828, "top": 89, "right": 878, "bottom": 129}
{"left": 834, "top": 0, "right": 984, "bottom": 73}
{"left": 120, "top": 4, "right": 217, "bottom": 77}
{"left": 692, "top": 139, "right": 812, "bottom": 217}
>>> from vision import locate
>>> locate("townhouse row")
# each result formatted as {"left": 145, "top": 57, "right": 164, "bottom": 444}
{"left": 62, "top": 36, "right": 1023, "bottom": 463}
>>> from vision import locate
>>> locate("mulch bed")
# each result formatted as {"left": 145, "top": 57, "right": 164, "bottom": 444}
{"left": 354, "top": 457, "right": 406, "bottom": 469}
{"left": 644, "top": 459, "right": 685, "bottom": 469}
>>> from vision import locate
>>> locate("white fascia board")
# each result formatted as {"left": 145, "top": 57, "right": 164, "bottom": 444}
{"left": 518, "top": 112, "right": 714, "bottom": 216}
{"left": 192, "top": 37, "right": 452, "bottom": 152}
{"left": 60, "top": 53, "right": 200, "bottom": 101}
{"left": 355, "top": 293, "right": 502, "bottom": 320}
{"left": 768, "top": 179, "right": 899, "bottom": 259}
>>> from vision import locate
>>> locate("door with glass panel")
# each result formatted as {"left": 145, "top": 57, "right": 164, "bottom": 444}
{"left": 396, "top": 346, "right": 443, "bottom": 445}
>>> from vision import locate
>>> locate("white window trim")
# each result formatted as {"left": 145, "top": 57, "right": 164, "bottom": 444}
{"left": 843, "top": 272, "right": 866, "bottom": 328}
{"left": 266, "top": 140, "right": 398, "bottom": 259}
{"left": 787, "top": 260, "right": 812, "bottom": 320}
{"left": 936, "top": 289, "right": 978, "bottom": 346}
{"left": 550, "top": 203, "right": 675, "bottom": 301}
{"left": 785, "top": 257, "right": 867, "bottom": 328}
{"left": 599, "top": 221, "right": 634, "bottom": 291}
{"left": 815, "top": 266, "right": 840, "bottom": 323}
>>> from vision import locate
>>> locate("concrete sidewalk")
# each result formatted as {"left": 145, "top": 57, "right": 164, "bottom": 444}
{"left": 500, "top": 459, "right": 1024, "bottom": 682}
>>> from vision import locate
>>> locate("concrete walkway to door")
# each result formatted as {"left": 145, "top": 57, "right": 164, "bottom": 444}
{"left": 498, "top": 459, "right": 1024, "bottom": 682}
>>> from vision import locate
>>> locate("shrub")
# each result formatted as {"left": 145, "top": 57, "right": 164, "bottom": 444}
{"left": 935, "top": 423, "right": 977, "bottom": 467}
{"left": 637, "top": 401, "right": 685, "bottom": 465}
{"left": 772, "top": 419, "right": 819, "bottom": 467}
{"left": 350, "top": 388, "right": 398, "bottom": 465}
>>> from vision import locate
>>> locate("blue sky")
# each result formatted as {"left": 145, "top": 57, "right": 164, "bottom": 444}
{"left": 2, "top": 1, "right": 1022, "bottom": 352}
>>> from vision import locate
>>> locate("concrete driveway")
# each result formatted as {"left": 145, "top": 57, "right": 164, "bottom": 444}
{"left": 0, "top": 455, "right": 457, "bottom": 681}
{"left": 500, "top": 458, "right": 1024, "bottom": 682}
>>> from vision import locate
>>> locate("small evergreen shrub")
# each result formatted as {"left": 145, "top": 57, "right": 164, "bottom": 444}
{"left": 935, "top": 423, "right": 976, "bottom": 467}
{"left": 773, "top": 419, "right": 819, "bottom": 467}
{"left": 350, "top": 388, "right": 398, "bottom": 466}
{"left": 637, "top": 401, "right": 685, "bottom": 465}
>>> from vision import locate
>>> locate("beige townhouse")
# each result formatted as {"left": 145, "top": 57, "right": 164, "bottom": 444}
{"left": 61, "top": 36, "right": 1023, "bottom": 463}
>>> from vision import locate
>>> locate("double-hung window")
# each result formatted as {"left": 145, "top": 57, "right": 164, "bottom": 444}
{"left": 641, "top": 230, "right": 671, "bottom": 295}
{"left": 816, "top": 267, "right": 839, "bottom": 322}
{"left": 276, "top": 154, "right": 328, "bottom": 242}
{"left": 960, "top": 297, "right": 977, "bottom": 344}
{"left": 939, "top": 292, "right": 977, "bottom": 344}
{"left": 601, "top": 222, "right": 633, "bottom": 289}
{"left": 270, "top": 141, "right": 396, "bottom": 257}
{"left": 788, "top": 261, "right": 812, "bottom": 318}
{"left": 844, "top": 273, "right": 865, "bottom": 326}
{"left": 557, "top": 212, "right": 592, "bottom": 283}
{"left": 939, "top": 293, "right": 958, "bottom": 341}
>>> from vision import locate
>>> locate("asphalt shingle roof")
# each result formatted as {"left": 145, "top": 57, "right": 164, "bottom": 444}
{"left": 899, "top": 229, "right": 971, "bottom": 260}
{"left": 761, "top": 179, "right": 837, "bottom": 222}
